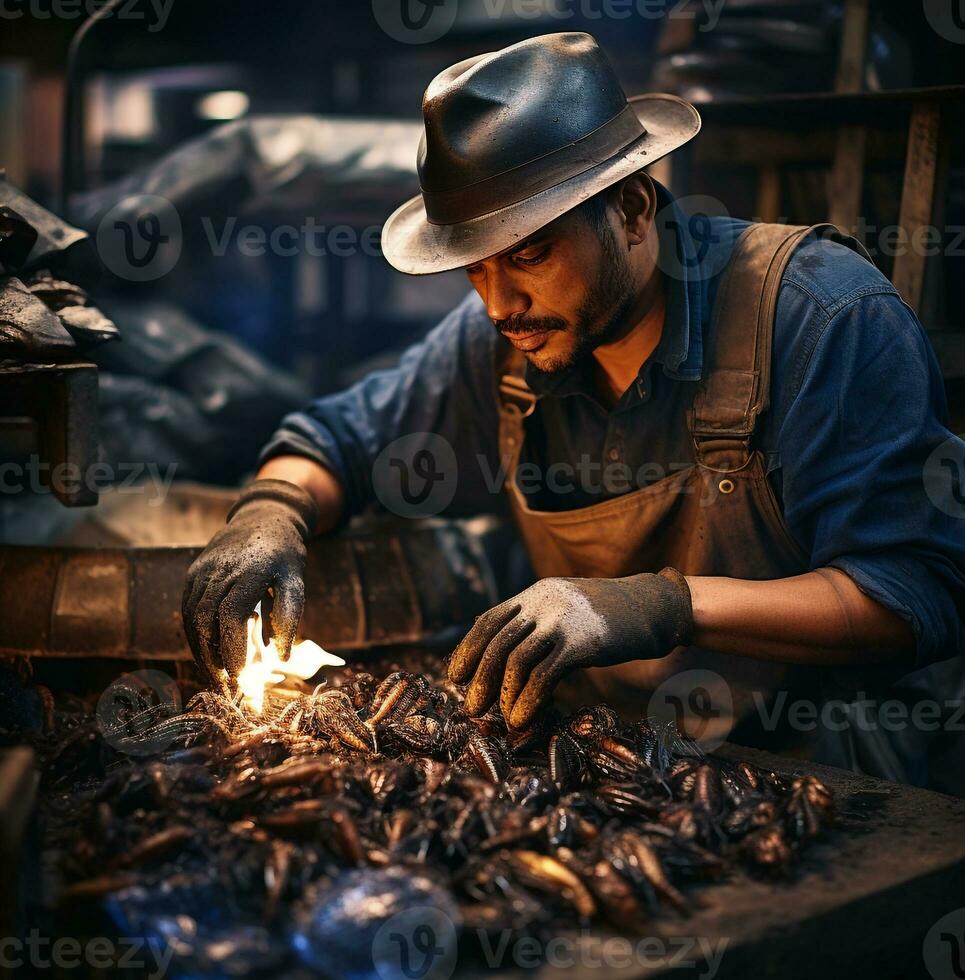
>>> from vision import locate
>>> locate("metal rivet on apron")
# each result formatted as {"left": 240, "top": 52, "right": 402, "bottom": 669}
{"left": 718, "top": 478, "right": 735, "bottom": 494}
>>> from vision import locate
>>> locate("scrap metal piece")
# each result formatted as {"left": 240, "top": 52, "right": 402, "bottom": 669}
{"left": 55, "top": 304, "right": 119, "bottom": 346}
{"left": 0, "top": 207, "right": 38, "bottom": 272}
{"left": 0, "top": 278, "right": 76, "bottom": 354}
{"left": 25, "top": 275, "right": 86, "bottom": 310}
{"left": 0, "top": 176, "right": 90, "bottom": 275}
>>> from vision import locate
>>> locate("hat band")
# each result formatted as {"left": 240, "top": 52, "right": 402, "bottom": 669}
{"left": 422, "top": 103, "right": 646, "bottom": 226}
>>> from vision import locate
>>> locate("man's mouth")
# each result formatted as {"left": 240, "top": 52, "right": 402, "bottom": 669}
{"left": 503, "top": 330, "right": 550, "bottom": 352}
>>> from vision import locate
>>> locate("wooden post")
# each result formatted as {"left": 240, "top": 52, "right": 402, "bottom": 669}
{"left": 892, "top": 101, "right": 948, "bottom": 316}
{"left": 828, "top": 0, "right": 870, "bottom": 236}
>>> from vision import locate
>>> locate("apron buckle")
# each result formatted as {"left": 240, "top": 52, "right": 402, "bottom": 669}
{"left": 499, "top": 373, "right": 538, "bottom": 418}
{"left": 692, "top": 431, "right": 754, "bottom": 474}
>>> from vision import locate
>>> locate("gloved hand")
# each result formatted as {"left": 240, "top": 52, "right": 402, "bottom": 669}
{"left": 448, "top": 569, "right": 694, "bottom": 730}
{"left": 181, "top": 479, "right": 319, "bottom": 686}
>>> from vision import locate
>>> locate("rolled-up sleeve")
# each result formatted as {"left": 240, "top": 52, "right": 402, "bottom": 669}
{"left": 773, "top": 288, "right": 965, "bottom": 664}
{"left": 259, "top": 291, "right": 505, "bottom": 518}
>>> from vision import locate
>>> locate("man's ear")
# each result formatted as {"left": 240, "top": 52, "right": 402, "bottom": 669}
{"left": 615, "top": 173, "right": 656, "bottom": 247}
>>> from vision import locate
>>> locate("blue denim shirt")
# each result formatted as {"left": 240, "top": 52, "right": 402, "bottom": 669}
{"left": 262, "top": 186, "right": 965, "bottom": 666}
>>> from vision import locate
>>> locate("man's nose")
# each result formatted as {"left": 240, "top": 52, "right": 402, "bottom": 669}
{"left": 483, "top": 267, "right": 529, "bottom": 324}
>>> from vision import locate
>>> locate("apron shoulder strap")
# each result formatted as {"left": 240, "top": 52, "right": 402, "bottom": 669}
{"left": 690, "top": 221, "right": 871, "bottom": 470}
{"left": 495, "top": 338, "right": 537, "bottom": 462}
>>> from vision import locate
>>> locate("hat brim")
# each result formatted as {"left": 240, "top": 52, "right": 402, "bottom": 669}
{"left": 381, "top": 93, "right": 700, "bottom": 276}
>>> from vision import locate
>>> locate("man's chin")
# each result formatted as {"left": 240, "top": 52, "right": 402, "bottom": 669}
{"left": 522, "top": 351, "right": 570, "bottom": 375}
{"left": 522, "top": 340, "right": 580, "bottom": 375}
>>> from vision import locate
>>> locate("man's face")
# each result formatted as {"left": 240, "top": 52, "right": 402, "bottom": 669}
{"left": 464, "top": 204, "right": 637, "bottom": 374}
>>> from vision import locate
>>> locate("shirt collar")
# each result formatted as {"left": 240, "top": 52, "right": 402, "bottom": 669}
{"left": 524, "top": 180, "right": 711, "bottom": 399}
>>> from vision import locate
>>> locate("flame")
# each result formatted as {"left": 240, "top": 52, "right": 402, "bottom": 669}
{"left": 235, "top": 602, "right": 344, "bottom": 714}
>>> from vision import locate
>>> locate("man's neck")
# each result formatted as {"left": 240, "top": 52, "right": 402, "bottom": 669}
{"left": 591, "top": 274, "right": 666, "bottom": 408}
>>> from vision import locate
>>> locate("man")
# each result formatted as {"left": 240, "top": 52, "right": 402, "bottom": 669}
{"left": 183, "top": 33, "right": 965, "bottom": 783}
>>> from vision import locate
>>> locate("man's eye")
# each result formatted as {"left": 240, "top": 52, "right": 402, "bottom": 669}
{"left": 514, "top": 248, "right": 549, "bottom": 267}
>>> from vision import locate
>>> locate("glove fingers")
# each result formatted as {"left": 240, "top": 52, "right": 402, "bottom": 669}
{"left": 499, "top": 629, "right": 557, "bottom": 721}
{"left": 464, "top": 616, "right": 536, "bottom": 717}
{"left": 181, "top": 565, "right": 207, "bottom": 667}
{"left": 218, "top": 576, "right": 269, "bottom": 679}
{"left": 181, "top": 563, "right": 211, "bottom": 655}
{"left": 183, "top": 562, "right": 209, "bottom": 620}
{"left": 182, "top": 611, "right": 217, "bottom": 687}
{"left": 508, "top": 644, "right": 570, "bottom": 730}
{"left": 188, "top": 569, "right": 241, "bottom": 683}
{"left": 448, "top": 602, "right": 521, "bottom": 684}
{"left": 269, "top": 570, "right": 305, "bottom": 662}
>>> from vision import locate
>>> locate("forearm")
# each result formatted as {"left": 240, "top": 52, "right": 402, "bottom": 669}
{"left": 255, "top": 455, "right": 345, "bottom": 534}
{"left": 686, "top": 567, "right": 915, "bottom": 666}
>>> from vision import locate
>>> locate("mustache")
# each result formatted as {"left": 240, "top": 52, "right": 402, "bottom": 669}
{"left": 494, "top": 315, "right": 567, "bottom": 337}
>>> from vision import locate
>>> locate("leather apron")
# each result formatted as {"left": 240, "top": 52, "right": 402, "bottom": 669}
{"left": 495, "top": 223, "right": 871, "bottom": 744}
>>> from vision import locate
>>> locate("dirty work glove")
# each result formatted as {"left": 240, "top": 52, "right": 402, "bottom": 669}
{"left": 448, "top": 569, "right": 694, "bottom": 730}
{"left": 181, "top": 480, "right": 319, "bottom": 686}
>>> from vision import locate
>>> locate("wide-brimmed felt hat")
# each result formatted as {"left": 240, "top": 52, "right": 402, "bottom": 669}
{"left": 382, "top": 32, "right": 701, "bottom": 276}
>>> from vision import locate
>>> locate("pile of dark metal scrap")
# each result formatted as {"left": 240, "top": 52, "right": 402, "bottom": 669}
{"left": 24, "top": 657, "right": 835, "bottom": 977}
{"left": 0, "top": 176, "right": 117, "bottom": 357}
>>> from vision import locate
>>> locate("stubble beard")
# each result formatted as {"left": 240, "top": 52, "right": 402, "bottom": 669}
{"left": 527, "top": 225, "right": 638, "bottom": 375}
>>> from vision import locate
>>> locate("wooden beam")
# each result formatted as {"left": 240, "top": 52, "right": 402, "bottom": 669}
{"left": 828, "top": 0, "right": 870, "bottom": 237}
{"left": 756, "top": 165, "right": 782, "bottom": 223}
{"left": 828, "top": 126, "right": 867, "bottom": 236}
{"left": 892, "top": 101, "right": 946, "bottom": 315}
{"left": 835, "top": 0, "right": 870, "bottom": 94}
